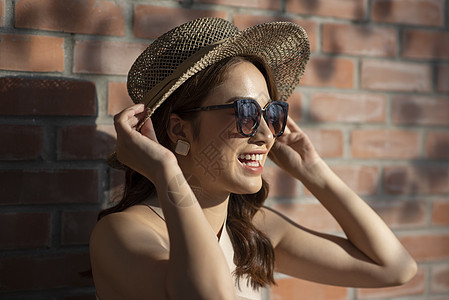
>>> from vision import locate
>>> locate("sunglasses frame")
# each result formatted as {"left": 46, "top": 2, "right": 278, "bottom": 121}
{"left": 177, "top": 98, "right": 289, "bottom": 137}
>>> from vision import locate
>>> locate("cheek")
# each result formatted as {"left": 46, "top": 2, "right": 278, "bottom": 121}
{"left": 188, "top": 127, "right": 238, "bottom": 181}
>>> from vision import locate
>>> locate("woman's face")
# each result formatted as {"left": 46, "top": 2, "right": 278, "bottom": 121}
{"left": 181, "top": 61, "right": 276, "bottom": 198}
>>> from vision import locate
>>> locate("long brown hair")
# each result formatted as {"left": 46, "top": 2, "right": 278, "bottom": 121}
{"left": 99, "top": 55, "right": 278, "bottom": 288}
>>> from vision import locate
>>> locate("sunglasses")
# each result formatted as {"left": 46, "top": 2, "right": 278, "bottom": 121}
{"left": 178, "top": 99, "right": 289, "bottom": 137}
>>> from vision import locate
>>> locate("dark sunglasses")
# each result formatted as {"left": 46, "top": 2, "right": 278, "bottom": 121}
{"left": 177, "top": 99, "right": 289, "bottom": 137}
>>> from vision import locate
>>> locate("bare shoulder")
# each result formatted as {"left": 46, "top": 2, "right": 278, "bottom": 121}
{"left": 90, "top": 206, "right": 169, "bottom": 300}
{"left": 91, "top": 206, "right": 168, "bottom": 257}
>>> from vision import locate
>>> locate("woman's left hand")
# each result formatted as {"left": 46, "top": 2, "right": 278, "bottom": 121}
{"left": 268, "top": 116, "right": 323, "bottom": 181}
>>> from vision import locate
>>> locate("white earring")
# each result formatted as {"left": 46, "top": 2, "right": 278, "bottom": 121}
{"left": 174, "top": 140, "right": 190, "bottom": 156}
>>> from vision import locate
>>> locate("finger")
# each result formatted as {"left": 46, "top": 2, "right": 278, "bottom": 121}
{"left": 140, "top": 116, "right": 159, "bottom": 143}
{"left": 286, "top": 116, "right": 299, "bottom": 130}
{"left": 283, "top": 123, "right": 292, "bottom": 135}
{"left": 114, "top": 104, "right": 145, "bottom": 133}
{"left": 136, "top": 108, "right": 152, "bottom": 132}
{"left": 129, "top": 116, "right": 140, "bottom": 129}
{"left": 114, "top": 104, "right": 145, "bottom": 126}
{"left": 286, "top": 117, "right": 308, "bottom": 136}
{"left": 114, "top": 103, "right": 145, "bottom": 120}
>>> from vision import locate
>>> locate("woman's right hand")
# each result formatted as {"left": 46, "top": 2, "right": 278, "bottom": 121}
{"left": 114, "top": 104, "right": 178, "bottom": 183}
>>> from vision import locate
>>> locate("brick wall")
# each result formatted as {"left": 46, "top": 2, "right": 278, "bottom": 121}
{"left": 0, "top": 0, "right": 447, "bottom": 299}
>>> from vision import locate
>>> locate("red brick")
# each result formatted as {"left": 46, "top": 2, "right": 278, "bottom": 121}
{"left": 287, "top": 90, "right": 302, "bottom": 122}
{"left": 301, "top": 57, "right": 354, "bottom": 89}
{"left": 0, "top": 77, "right": 96, "bottom": 116}
{"left": 392, "top": 95, "right": 449, "bottom": 126}
{"left": 426, "top": 131, "right": 449, "bottom": 159}
{"left": 431, "top": 264, "right": 449, "bottom": 293}
{"left": 0, "top": 212, "right": 50, "bottom": 249}
{"left": 322, "top": 23, "right": 396, "bottom": 57}
{"left": 62, "top": 210, "right": 98, "bottom": 245}
{"left": 73, "top": 40, "right": 147, "bottom": 75}
{"left": 134, "top": 5, "right": 227, "bottom": 39}
{"left": 303, "top": 128, "right": 343, "bottom": 158}
{"left": 432, "top": 200, "right": 449, "bottom": 226}
{"left": 372, "top": 0, "right": 444, "bottom": 26}
{"left": 59, "top": 125, "right": 116, "bottom": 160}
{"left": 400, "top": 233, "right": 449, "bottom": 262}
{"left": 351, "top": 129, "right": 421, "bottom": 159}
{"left": 402, "top": 29, "right": 449, "bottom": 60}
{"left": 233, "top": 14, "right": 318, "bottom": 52}
{"left": 270, "top": 276, "right": 348, "bottom": 300}
{"left": 332, "top": 165, "right": 379, "bottom": 196}
{"left": 383, "top": 165, "right": 449, "bottom": 195}
{"left": 263, "top": 165, "right": 300, "bottom": 198}
{"left": 108, "top": 82, "right": 134, "bottom": 116}
{"left": 370, "top": 200, "right": 427, "bottom": 229}
{"left": 0, "top": 169, "right": 99, "bottom": 205}
{"left": 286, "top": 0, "right": 366, "bottom": 20}
{"left": 357, "top": 267, "right": 426, "bottom": 298}
{"left": 437, "top": 65, "right": 449, "bottom": 93}
{"left": 271, "top": 202, "right": 342, "bottom": 232}
{"left": 15, "top": 0, "right": 124, "bottom": 36}
{"left": 361, "top": 59, "right": 431, "bottom": 92}
{"left": 0, "top": 252, "right": 93, "bottom": 291}
{"left": 310, "top": 92, "right": 386, "bottom": 123}
{"left": 0, "top": 125, "right": 44, "bottom": 160}
{"left": 0, "top": 34, "right": 64, "bottom": 72}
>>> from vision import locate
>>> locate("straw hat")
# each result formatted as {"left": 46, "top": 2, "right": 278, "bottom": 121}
{"left": 108, "top": 17, "right": 310, "bottom": 169}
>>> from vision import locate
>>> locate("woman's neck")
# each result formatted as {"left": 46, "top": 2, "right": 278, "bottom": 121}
{"left": 195, "top": 190, "right": 230, "bottom": 237}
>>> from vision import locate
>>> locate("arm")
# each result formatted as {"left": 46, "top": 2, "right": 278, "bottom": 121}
{"left": 265, "top": 117, "right": 417, "bottom": 287}
{"left": 111, "top": 104, "right": 235, "bottom": 299}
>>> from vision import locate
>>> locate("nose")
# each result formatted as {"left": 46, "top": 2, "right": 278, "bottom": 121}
{"left": 249, "top": 116, "right": 274, "bottom": 145}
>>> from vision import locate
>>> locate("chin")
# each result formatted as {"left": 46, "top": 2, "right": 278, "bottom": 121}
{"left": 232, "top": 177, "right": 263, "bottom": 195}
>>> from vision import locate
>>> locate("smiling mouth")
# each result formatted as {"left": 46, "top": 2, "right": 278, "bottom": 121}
{"left": 237, "top": 153, "right": 264, "bottom": 167}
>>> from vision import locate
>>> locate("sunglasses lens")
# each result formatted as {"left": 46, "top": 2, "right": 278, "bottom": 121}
{"left": 266, "top": 103, "right": 287, "bottom": 136}
{"left": 236, "top": 100, "right": 287, "bottom": 137}
{"left": 237, "top": 101, "right": 260, "bottom": 136}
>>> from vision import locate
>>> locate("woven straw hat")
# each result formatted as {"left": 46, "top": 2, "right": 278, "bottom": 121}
{"left": 108, "top": 17, "right": 310, "bottom": 169}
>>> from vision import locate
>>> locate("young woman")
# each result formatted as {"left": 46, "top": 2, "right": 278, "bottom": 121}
{"left": 89, "top": 18, "right": 417, "bottom": 300}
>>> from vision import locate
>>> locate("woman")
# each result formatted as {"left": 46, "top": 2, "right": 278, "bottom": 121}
{"left": 90, "top": 17, "right": 417, "bottom": 300}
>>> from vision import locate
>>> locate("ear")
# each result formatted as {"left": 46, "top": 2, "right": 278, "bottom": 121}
{"left": 167, "top": 113, "right": 192, "bottom": 144}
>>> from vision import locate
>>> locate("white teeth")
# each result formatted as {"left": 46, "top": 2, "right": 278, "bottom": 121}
{"left": 238, "top": 153, "right": 264, "bottom": 162}
{"left": 242, "top": 161, "right": 260, "bottom": 167}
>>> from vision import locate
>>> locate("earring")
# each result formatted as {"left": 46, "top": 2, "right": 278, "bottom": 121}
{"left": 175, "top": 140, "right": 190, "bottom": 156}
